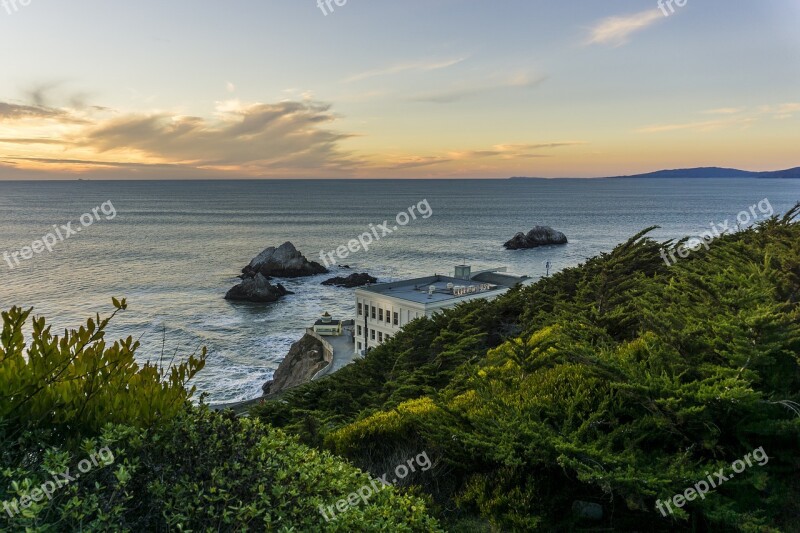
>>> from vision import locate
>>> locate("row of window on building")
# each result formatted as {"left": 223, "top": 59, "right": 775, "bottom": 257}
{"left": 358, "top": 302, "right": 400, "bottom": 326}
{"left": 356, "top": 328, "right": 392, "bottom": 352}
{"left": 356, "top": 325, "right": 391, "bottom": 343}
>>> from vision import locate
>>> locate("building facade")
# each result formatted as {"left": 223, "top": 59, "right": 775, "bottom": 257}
{"left": 353, "top": 266, "right": 527, "bottom": 353}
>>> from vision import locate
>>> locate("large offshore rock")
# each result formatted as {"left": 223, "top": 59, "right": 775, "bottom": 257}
{"left": 504, "top": 226, "right": 568, "bottom": 250}
{"left": 241, "top": 241, "right": 328, "bottom": 278}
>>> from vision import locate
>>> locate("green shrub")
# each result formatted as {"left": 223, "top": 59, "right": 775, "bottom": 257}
{"left": 0, "top": 298, "right": 206, "bottom": 440}
{"left": 0, "top": 301, "right": 441, "bottom": 532}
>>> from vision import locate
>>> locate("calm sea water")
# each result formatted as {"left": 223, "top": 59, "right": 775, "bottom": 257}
{"left": 1, "top": 178, "right": 798, "bottom": 402}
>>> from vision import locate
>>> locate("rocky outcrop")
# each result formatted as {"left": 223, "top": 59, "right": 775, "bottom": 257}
{"left": 225, "top": 273, "right": 293, "bottom": 303}
{"left": 262, "top": 333, "right": 330, "bottom": 395}
{"left": 504, "top": 226, "right": 568, "bottom": 250}
{"left": 322, "top": 272, "right": 377, "bottom": 288}
{"left": 241, "top": 241, "right": 328, "bottom": 279}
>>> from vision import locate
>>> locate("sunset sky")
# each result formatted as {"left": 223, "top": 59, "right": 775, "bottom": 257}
{"left": 1, "top": 0, "right": 799, "bottom": 179}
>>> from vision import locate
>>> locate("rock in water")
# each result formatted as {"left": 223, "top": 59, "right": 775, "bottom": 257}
{"left": 504, "top": 226, "right": 568, "bottom": 250}
{"left": 262, "top": 333, "right": 329, "bottom": 395}
{"left": 322, "top": 272, "right": 377, "bottom": 288}
{"left": 225, "top": 273, "right": 293, "bottom": 303}
{"left": 242, "top": 241, "right": 328, "bottom": 278}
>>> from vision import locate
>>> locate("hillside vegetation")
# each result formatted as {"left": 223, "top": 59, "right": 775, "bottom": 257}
{"left": 0, "top": 300, "right": 440, "bottom": 531}
{"left": 3, "top": 206, "right": 798, "bottom": 531}
{"left": 254, "top": 206, "right": 800, "bottom": 531}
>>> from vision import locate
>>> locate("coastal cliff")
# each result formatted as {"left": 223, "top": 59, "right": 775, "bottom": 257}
{"left": 262, "top": 332, "right": 331, "bottom": 395}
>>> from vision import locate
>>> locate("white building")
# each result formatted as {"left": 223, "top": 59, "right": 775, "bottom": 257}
{"left": 354, "top": 265, "right": 528, "bottom": 353}
{"left": 313, "top": 312, "right": 343, "bottom": 336}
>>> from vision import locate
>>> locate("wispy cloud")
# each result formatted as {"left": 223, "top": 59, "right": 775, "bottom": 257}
{"left": 0, "top": 138, "right": 69, "bottom": 145}
{"left": 759, "top": 102, "right": 800, "bottom": 119}
{"left": 343, "top": 57, "right": 467, "bottom": 83}
{"left": 0, "top": 102, "right": 73, "bottom": 121}
{"left": 409, "top": 72, "right": 546, "bottom": 104}
{"left": 702, "top": 107, "right": 746, "bottom": 115}
{"left": 372, "top": 155, "right": 453, "bottom": 171}
{"left": 637, "top": 117, "right": 755, "bottom": 133}
{"left": 641, "top": 102, "right": 800, "bottom": 132}
{"left": 369, "top": 141, "right": 583, "bottom": 173}
{"left": 449, "top": 142, "right": 584, "bottom": 160}
{"left": 586, "top": 9, "right": 663, "bottom": 47}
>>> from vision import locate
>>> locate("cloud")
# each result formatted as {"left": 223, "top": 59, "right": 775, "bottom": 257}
{"left": 409, "top": 73, "right": 546, "bottom": 104}
{"left": 0, "top": 89, "right": 583, "bottom": 179}
{"left": 640, "top": 102, "right": 800, "bottom": 133}
{"left": 343, "top": 57, "right": 467, "bottom": 83}
{"left": 586, "top": 9, "right": 663, "bottom": 47}
{"left": 0, "top": 138, "right": 69, "bottom": 145}
{"left": 759, "top": 102, "right": 800, "bottom": 119}
{"left": 10, "top": 157, "right": 190, "bottom": 169}
{"left": 450, "top": 142, "right": 584, "bottom": 160}
{"left": 80, "top": 100, "right": 359, "bottom": 169}
{"left": 372, "top": 156, "right": 453, "bottom": 170}
{"left": 702, "top": 107, "right": 746, "bottom": 115}
{"left": 637, "top": 117, "right": 755, "bottom": 133}
{"left": 0, "top": 96, "right": 361, "bottom": 177}
{"left": 226, "top": 81, "right": 236, "bottom": 93}
{"left": 0, "top": 102, "right": 71, "bottom": 121}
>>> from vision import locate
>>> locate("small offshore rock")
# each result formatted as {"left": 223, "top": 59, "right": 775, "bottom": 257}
{"left": 225, "top": 273, "right": 293, "bottom": 303}
{"left": 322, "top": 273, "right": 377, "bottom": 288}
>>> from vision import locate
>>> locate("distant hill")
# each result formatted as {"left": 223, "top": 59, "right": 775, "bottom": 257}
{"left": 510, "top": 166, "right": 800, "bottom": 179}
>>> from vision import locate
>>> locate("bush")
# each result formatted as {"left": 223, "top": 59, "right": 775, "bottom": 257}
{"left": 0, "top": 301, "right": 441, "bottom": 532}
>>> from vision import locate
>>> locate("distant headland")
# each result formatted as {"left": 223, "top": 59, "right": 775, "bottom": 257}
{"left": 510, "top": 166, "right": 800, "bottom": 180}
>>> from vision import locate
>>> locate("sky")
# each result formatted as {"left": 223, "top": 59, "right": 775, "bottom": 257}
{"left": 0, "top": 0, "right": 799, "bottom": 179}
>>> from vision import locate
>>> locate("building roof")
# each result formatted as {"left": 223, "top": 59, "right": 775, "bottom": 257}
{"left": 471, "top": 271, "right": 528, "bottom": 287}
{"left": 357, "top": 275, "right": 508, "bottom": 305}
{"left": 315, "top": 319, "right": 342, "bottom": 326}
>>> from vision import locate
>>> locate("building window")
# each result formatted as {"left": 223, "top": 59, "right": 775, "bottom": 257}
{"left": 357, "top": 341, "right": 361, "bottom": 351}
{"left": 378, "top": 332, "right": 383, "bottom": 342}
{"left": 371, "top": 306, "right": 376, "bottom": 319}
{"left": 357, "top": 325, "right": 362, "bottom": 335}
{"left": 393, "top": 312, "right": 399, "bottom": 325}
{"left": 386, "top": 310, "right": 391, "bottom": 323}
{"left": 370, "top": 329, "right": 375, "bottom": 340}
{"left": 379, "top": 308, "right": 383, "bottom": 321}
{"left": 358, "top": 303, "right": 362, "bottom": 316}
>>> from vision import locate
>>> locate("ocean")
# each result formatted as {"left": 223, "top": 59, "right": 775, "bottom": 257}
{"left": 1, "top": 178, "right": 798, "bottom": 403}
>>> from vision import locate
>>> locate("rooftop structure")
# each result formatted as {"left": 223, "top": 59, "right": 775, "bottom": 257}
{"left": 313, "top": 312, "right": 343, "bottom": 336}
{"left": 354, "top": 266, "right": 527, "bottom": 353}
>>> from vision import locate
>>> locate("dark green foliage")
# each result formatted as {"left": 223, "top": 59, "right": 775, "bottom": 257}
{"left": 255, "top": 206, "right": 800, "bottom": 532}
{"left": 0, "top": 301, "right": 440, "bottom": 532}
